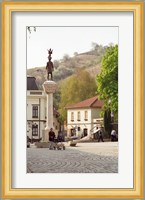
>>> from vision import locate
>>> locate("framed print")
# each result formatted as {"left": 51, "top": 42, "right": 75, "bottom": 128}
{"left": 2, "top": 1, "right": 144, "bottom": 199}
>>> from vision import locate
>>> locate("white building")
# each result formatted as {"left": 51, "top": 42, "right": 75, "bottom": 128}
{"left": 27, "top": 76, "right": 59, "bottom": 141}
{"left": 66, "top": 96, "right": 104, "bottom": 138}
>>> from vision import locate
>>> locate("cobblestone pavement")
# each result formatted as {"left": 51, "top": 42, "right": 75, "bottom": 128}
{"left": 27, "top": 142, "right": 118, "bottom": 173}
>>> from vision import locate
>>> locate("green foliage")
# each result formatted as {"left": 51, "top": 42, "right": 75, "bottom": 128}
{"left": 53, "top": 90, "right": 61, "bottom": 110}
{"left": 96, "top": 45, "right": 118, "bottom": 115}
{"left": 54, "top": 67, "right": 74, "bottom": 82}
{"left": 58, "top": 70, "right": 97, "bottom": 121}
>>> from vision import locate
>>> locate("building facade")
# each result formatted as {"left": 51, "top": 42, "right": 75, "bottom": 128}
{"left": 27, "top": 76, "right": 59, "bottom": 142}
{"left": 66, "top": 96, "right": 104, "bottom": 138}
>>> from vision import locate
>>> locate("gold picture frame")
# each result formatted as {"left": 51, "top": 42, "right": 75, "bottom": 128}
{"left": 2, "top": 1, "right": 144, "bottom": 199}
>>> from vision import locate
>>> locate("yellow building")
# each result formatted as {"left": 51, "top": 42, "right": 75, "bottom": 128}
{"left": 66, "top": 96, "right": 104, "bottom": 138}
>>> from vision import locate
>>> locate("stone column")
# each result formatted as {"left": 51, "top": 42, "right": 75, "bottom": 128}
{"left": 43, "top": 80, "right": 57, "bottom": 142}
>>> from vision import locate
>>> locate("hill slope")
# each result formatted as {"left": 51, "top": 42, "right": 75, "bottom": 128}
{"left": 27, "top": 45, "right": 107, "bottom": 89}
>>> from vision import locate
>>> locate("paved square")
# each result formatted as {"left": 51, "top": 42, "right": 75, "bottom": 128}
{"left": 27, "top": 142, "right": 118, "bottom": 173}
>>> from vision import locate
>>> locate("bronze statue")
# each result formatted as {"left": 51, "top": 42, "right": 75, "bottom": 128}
{"left": 46, "top": 48, "right": 54, "bottom": 80}
{"left": 48, "top": 48, "right": 53, "bottom": 55}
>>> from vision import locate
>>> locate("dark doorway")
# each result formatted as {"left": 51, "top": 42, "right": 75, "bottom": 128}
{"left": 83, "top": 128, "right": 88, "bottom": 137}
{"left": 71, "top": 128, "right": 75, "bottom": 136}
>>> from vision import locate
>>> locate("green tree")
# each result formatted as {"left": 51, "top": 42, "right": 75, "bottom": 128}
{"left": 59, "top": 70, "right": 97, "bottom": 121}
{"left": 104, "top": 109, "right": 112, "bottom": 137}
{"left": 96, "top": 45, "right": 118, "bottom": 116}
{"left": 53, "top": 90, "right": 61, "bottom": 110}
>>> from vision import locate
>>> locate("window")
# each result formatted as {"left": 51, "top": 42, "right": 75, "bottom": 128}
{"left": 84, "top": 111, "right": 88, "bottom": 121}
{"left": 71, "top": 112, "right": 74, "bottom": 121}
{"left": 32, "top": 124, "right": 38, "bottom": 136}
{"left": 78, "top": 127, "right": 80, "bottom": 131}
{"left": 32, "top": 105, "right": 38, "bottom": 118}
{"left": 77, "top": 111, "right": 81, "bottom": 121}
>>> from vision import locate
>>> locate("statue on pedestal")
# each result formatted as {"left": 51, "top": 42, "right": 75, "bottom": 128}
{"left": 46, "top": 48, "right": 54, "bottom": 80}
{"left": 43, "top": 49, "right": 57, "bottom": 142}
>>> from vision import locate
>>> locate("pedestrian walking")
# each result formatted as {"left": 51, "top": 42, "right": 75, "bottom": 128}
{"left": 94, "top": 127, "right": 100, "bottom": 140}
{"left": 98, "top": 128, "right": 104, "bottom": 142}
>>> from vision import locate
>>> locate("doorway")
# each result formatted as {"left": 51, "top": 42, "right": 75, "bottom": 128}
{"left": 83, "top": 128, "right": 88, "bottom": 137}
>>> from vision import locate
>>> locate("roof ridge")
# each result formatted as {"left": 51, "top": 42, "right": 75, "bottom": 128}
{"left": 90, "top": 96, "right": 98, "bottom": 107}
{"left": 72, "top": 95, "right": 97, "bottom": 105}
{"left": 65, "top": 95, "right": 100, "bottom": 109}
{"left": 78, "top": 95, "right": 97, "bottom": 103}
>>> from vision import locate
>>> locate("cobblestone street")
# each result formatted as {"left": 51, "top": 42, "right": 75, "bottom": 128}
{"left": 27, "top": 142, "right": 118, "bottom": 173}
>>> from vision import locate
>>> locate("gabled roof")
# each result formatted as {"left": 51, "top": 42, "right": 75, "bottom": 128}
{"left": 27, "top": 76, "right": 38, "bottom": 90}
{"left": 65, "top": 96, "right": 104, "bottom": 109}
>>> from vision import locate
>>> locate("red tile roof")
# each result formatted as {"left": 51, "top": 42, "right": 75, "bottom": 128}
{"left": 65, "top": 96, "right": 104, "bottom": 109}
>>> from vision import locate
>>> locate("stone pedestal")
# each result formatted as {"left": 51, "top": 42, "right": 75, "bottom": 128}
{"left": 43, "top": 80, "right": 57, "bottom": 142}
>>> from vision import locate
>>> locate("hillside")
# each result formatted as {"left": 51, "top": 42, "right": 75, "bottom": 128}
{"left": 27, "top": 44, "right": 107, "bottom": 89}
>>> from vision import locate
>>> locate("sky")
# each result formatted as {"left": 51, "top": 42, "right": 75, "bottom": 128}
{"left": 27, "top": 26, "right": 118, "bottom": 69}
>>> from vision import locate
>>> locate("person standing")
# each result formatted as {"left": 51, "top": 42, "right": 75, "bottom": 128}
{"left": 111, "top": 129, "right": 116, "bottom": 141}
{"left": 49, "top": 128, "right": 55, "bottom": 149}
{"left": 98, "top": 127, "right": 104, "bottom": 142}
{"left": 94, "top": 127, "right": 100, "bottom": 140}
